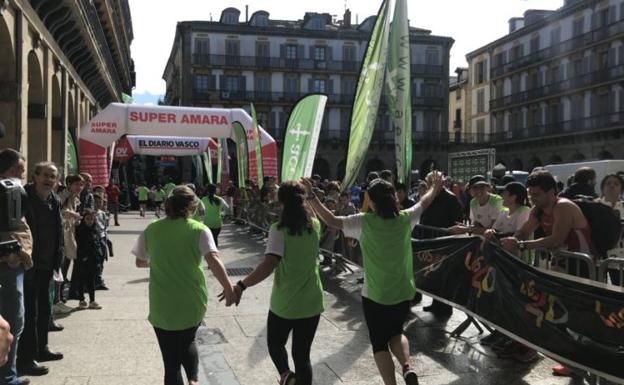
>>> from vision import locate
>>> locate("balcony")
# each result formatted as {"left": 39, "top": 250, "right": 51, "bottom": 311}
{"left": 192, "top": 54, "right": 361, "bottom": 73}
{"left": 490, "top": 64, "right": 624, "bottom": 111}
{"left": 411, "top": 64, "right": 444, "bottom": 76}
{"left": 489, "top": 112, "right": 624, "bottom": 143}
{"left": 490, "top": 21, "right": 624, "bottom": 79}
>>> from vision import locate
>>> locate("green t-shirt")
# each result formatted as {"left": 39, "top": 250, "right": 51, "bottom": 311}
{"left": 201, "top": 196, "right": 223, "bottom": 229}
{"left": 342, "top": 209, "right": 419, "bottom": 305}
{"left": 144, "top": 218, "right": 210, "bottom": 330}
{"left": 164, "top": 182, "right": 176, "bottom": 196}
{"left": 266, "top": 219, "right": 324, "bottom": 319}
{"left": 137, "top": 186, "right": 150, "bottom": 201}
{"left": 154, "top": 189, "right": 166, "bottom": 202}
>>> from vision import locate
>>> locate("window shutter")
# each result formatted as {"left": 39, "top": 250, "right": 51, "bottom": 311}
{"left": 309, "top": 46, "right": 314, "bottom": 60}
{"left": 298, "top": 45, "right": 305, "bottom": 59}
{"left": 308, "top": 78, "right": 314, "bottom": 92}
{"left": 240, "top": 76, "right": 246, "bottom": 91}
{"left": 326, "top": 46, "right": 333, "bottom": 61}
{"left": 280, "top": 44, "right": 285, "bottom": 58}
{"left": 219, "top": 75, "right": 225, "bottom": 90}
{"left": 210, "top": 75, "right": 216, "bottom": 90}
{"left": 328, "top": 79, "right": 334, "bottom": 94}
{"left": 609, "top": 47, "right": 617, "bottom": 66}
{"left": 609, "top": 6, "right": 617, "bottom": 24}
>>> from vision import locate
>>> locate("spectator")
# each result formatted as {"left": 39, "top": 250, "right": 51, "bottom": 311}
{"left": 77, "top": 172, "right": 94, "bottom": 213}
{"left": 452, "top": 175, "right": 504, "bottom": 234}
{"left": 132, "top": 186, "right": 236, "bottom": 385}
{"left": 326, "top": 181, "right": 341, "bottom": 202}
{"left": 417, "top": 172, "right": 463, "bottom": 316}
{"left": 0, "top": 149, "right": 33, "bottom": 385}
{"left": 380, "top": 169, "right": 394, "bottom": 184}
{"left": 559, "top": 167, "right": 597, "bottom": 199}
{"left": 349, "top": 184, "right": 362, "bottom": 209}
{"left": 415, "top": 181, "right": 428, "bottom": 202}
{"left": 58, "top": 174, "right": 83, "bottom": 308}
{"left": 501, "top": 170, "right": 595, "bottom": 377}
{"left": 93, "top": 195, "right": 110, "bottom": 290}
{"left": 396, "top": 183, "right": 415, "bottom": 209}
{"left": 598, "top": 174, "right": 624, "bottom": 285}
{"left": 336, "top": 192, "right": 357, "bottom": 216}
{"left": 106, "top": 181, "right": 121, "bottom": 226}
{"left": 18, "top": 162, "right": 64, "bottom": 376}
{"left": 360, "top": 172, "right": 380, "bottom": 213}
{"left": 74, "top": 210, "right": 103, "bottom": 310}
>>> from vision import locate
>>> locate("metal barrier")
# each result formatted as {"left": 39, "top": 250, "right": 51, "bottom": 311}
{"left": 598, "top": 257, "right": 624, "bottom": 286}
{"left": 535, "top": 249, "right": 597, "bottom": 281}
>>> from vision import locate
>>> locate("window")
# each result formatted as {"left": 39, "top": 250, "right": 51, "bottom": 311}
{"left": 194, "top": 38, "right": 209, "bottom": 55}
{"left": 222, "top": 12, "right": 238, "bottom": 24}
{"left": 573, "top": 17, "right": 584, "bottom": 37}
{"left": 475, "top": 60, "right": 486, "bottom": 84}
{"left": 256, "top": 42, "right": 269, "bottom": 57}
{"left": 530, "top": 36, "right": 540, "bottom": 53}
{"left": 550, "top": 27, "right": 561, "bottom": 45}
{"left": 285, "top": 45, "right": 297, "bottom": 59}
{"left": 194, "top": 74, "right": 209, "bottom": 90}
{"left": 284, "top": 75, "right": 299, "bottom": 94}
{"left": 424, "top": 111, "right": 439, "bottom": 131}
{"left": 477, "top": 89, "right": 485, "bottom": 113}
{"left": 255, "top": 75, "right": 270, "bottom": 92}
{"left": 313, "top": 79, "right": 326, "bottom": 93}
{"left": 494, "top": 52, "right": 505, "bottom": 68}
{"left": 511, "top": 45, "right": 524, "bottom": 61}
{"left": 571, "top": 95, "right": 584, "bottom": 120}
{"left": 343, "top": 45, "right": 356, "bottom": 62}
{"left": 224, "top": 76, "right": 240, "bottom": 91}
{"left": 476, "top": 119, "right": 485, "bottom": 142}
{"left": 511, "top": 74, "right": 521, "bottom": 94}
{"left": 314, "top": 46, "right": 326, "bottom": 61}
{"left": 456, "top": 89, "right": 461, "bottom": 100}
{"left": 425, "top": 49, "right": 440, "bottom": 65}
{"left": 342, "top": 77, "right": 356, "bottom": 95}
{"left": 455, "top": 109, "right": 462, "bottom": 128}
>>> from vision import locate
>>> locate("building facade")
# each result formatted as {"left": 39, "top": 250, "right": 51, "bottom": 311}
{"left": 163, "top": 7, "right": 454, "bottom": 181}
{"left": 448, "top": 67, "right": 473, "bottom": 144}
{"left": 0, "top": 0, "right": 134, "bottom": 177}
{"left": 466, "top": 0, "right": 624, "bottom": 171}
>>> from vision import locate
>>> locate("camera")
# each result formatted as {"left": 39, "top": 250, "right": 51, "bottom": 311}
{"left": 0, "top": 179, "right": 24, "bottom": 232}
{"left": 0, "top": 240, "right": 20, "bottom": 256}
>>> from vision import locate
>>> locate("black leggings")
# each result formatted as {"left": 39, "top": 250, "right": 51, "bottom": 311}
{"left": 153, "top": 325, "right": 199, "bottom": 385}
{"left": 362, "top": 297, "right": 410, "bottom": 353}
{"left": 267, "top": 311, "right": 320, "bottom": 385}
{"left": 209, "top": 227, "right": 221, "bottom": 247}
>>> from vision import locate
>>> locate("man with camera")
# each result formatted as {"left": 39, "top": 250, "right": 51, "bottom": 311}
{"left": 0, "top": 148, "right": 33, "bottom": 385}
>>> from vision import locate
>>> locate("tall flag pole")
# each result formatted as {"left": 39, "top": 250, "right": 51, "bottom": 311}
{"left": 217, "top": 138, "right": 223, "bottom": 185}
{"left": 250, "top": 103, "right": 264, "bottom": 188}
{"left": 232, "top": 122, "right": 248, "bottom": 188}
{"left": 202, "top": 150, "right": 212, "bottom": 184}
{"left": 280, "top": 94, "right": 328, "bottom": 182}
{"left": 341, "top": 0, "right": 394, "bottom": 190}
{"left": 386, "top": 0, "right": 412, "bottom": 184}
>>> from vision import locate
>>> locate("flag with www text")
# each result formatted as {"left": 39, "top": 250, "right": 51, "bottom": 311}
{"left": 232, "top": 122, "right": 248, "bottom": 188}
{"left": 250, "top": 103, "right": 264, "bottom": 188}
{"left": 386, "top": 0, "right": 412, "bottom": 184}
{"left": 280, "top": 94, "right": 328, "bottom": 182}
{"left": 341, "top": 0, "right": 394, "bottom": 189}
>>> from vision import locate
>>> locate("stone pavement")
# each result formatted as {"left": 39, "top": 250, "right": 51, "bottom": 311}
{"left": 31, "top": 212, "right": 595, "bottom": 385}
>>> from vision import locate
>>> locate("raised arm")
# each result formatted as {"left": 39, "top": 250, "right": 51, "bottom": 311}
{"left": 418, "top": 172, "right": 444, "bottom": 211}
{"left": 301, "top": 178, "right": 343, "bottom": 230}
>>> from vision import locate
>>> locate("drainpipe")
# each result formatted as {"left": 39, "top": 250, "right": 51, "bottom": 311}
{"left": 15, "top": 9, "right": 22, "bottom": 150}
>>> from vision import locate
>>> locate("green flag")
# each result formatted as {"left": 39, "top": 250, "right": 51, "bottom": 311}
{"left": 202, "top": 151, "right": 212, "bottom": 184}
{"left": 66, "top": 133, "right": 78, "bottom": 174}
{"left": 281, "top": 94, "right": 327, "bottom": 182}
{"left": 121, "top": 93, "right": 133, "bottom": 104}
{"left": 386, "top": 0, "right": 412, "bottom": 184}
{"left": 250, "top": 103, "right": 264, "bottom": 188}
{"left": 342, "top": 0, "right": 394, "bottom": 190}
{"left": 232, "top": 122, "right": 248, "bottom": 188}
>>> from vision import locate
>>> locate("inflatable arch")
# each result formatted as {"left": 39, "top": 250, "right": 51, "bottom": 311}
{"left": 78, "top": 103, "right": 278, "bottom": 186}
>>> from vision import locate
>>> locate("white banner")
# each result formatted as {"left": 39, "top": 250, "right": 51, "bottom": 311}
{"left": 126, "top": 136, "right": 213, "bottom": 156}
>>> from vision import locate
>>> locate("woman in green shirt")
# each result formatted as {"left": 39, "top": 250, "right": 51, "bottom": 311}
{"left": 132, "top": 186, "right": 236, "bottom": 385}
{"left": 153, "top": 185, "right": 166, "bottom": 218}
{"left": 230, "top": 181, "right": 323, "bottom": 385}
{"left": 200, "top": 184, "right": 229, "bottom": 246}
{"left": 303, "top": 175, "right": 442, "bottom": 385}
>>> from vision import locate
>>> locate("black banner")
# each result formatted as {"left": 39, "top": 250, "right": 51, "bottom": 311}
{"left": 413, "top": 236, "right": 624, "bottom": 383}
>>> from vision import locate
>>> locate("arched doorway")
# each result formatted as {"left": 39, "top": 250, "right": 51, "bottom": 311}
{"left": 312, "top": 158, "right": 330, "bottom": 180}
{"left": 0, "top": 17, "right": 16, "bottom": 149}
{"left": 598, "top": 150, "right": 613, "bottom": 160}
{"left": 529, "top": 156, "right": 542, "bottom": 171}
{"left": 51, "top": 74, "right": 64, "bottom": 174}
{"left": 27, "top": 51, "right": 47, "bottom": 176}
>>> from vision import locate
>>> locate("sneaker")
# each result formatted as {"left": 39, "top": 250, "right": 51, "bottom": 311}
{"left": 88, "top": 301, "right": 102, "bottom": 310}
{"left": 403, "top": 366, "right": 419, "bottom": 385}
{"left": 78, "top": 301, "right": 88, "bottom": 309}
{"left": 52, "top": 303, "right": 72, "bottom": 315}
{"left": 512, "top": 347, "right": 539, "bottom": 363}
{"left": 278, "top": 371, "right": 296, "bottom": 385}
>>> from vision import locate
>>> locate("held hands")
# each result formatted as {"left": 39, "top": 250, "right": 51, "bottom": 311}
{"left": 217, "top": 286, "right": 238, "bottom": 307}
{"left": 449, "top": 222, "right": 469, "bottom": 235}
{"left": 429, "top": 172, "right": 444, "bottom": 195}
{"left": 300, "top": 178, "right": 314, "bottom": 195}
{"left": 483, "top": 229, "right": 497, "bottom": 241}
{"left": 500, "top": 237, "right": 519, "bottom": 252}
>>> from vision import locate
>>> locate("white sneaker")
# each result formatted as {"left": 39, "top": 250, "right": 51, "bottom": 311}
{"left": 78, "top": 300, "right": 88, "bottom": 309}
{"left": 52, "top": 303, "right": 72, "bottom": 315}
{"left": 88, "top": 301, "right": 102, "bottom": 310}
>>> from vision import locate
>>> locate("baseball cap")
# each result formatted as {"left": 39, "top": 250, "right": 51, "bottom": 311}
{"left": 468, "top": 175, "right": 489, "bottom": 189}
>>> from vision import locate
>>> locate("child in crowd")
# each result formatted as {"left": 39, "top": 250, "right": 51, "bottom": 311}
{"left": 74, "top": 209, "right": 103, "bottom": 309}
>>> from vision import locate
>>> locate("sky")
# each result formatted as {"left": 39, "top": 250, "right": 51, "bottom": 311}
{"left": 129, "top": 0, "right": 564, "bottom": 104}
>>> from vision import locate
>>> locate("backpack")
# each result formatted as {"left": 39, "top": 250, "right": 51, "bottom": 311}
{"left": 572, "top": 196, "right": 622, "bottom": 258}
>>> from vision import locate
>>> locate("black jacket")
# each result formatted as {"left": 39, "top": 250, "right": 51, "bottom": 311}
{"left": 24, "top": 184, "right": 65, "bottom": 270}
{"left": 559, "top": 183, "right": 597, "bottom": 200}
{"left": 416, "top": 189, "right": 463, "bottom": 239}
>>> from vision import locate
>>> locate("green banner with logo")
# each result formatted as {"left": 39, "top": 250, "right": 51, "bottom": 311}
{"left": 232, "top": 121, "right": 248, "bottom": 188}
{"left": 66, "top": 133, "right": 78, "bottom": 174}
{"left": 386, "top": 0, "right": 412, "bottom": 184}
{"left": 342, "top": 0, "right": 393, "bottom": 189}
{"left": 202, "top": 151, "right": 212, "bottom": 184}
{"left": 280, "top": 94, "right": 328, "bottom": 182}
{"left": 250, "top": 103, "right": 264, "bottom": 188}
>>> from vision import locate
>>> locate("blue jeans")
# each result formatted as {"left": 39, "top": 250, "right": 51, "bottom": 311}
{"left": 0, "top": 264, "right": 25, "bottom": 385}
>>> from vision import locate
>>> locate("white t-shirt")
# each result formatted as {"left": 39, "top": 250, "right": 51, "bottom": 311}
{"left": 598, "top": 198, "right": 624, "bottom": 258}
{"left": 265, "top": 227, "right": 285, "bottom": 257}
{"left": 470, "top": 194, "right": 505, "bottom": 229}
{"left": 491, "top": 206, "right": 531, "bottom": 235}
{"left": 132, "top": 227, "right": 218, "bottom": 261}
{"left": 340, "top": 203, "right": 424, "bottom": 241}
